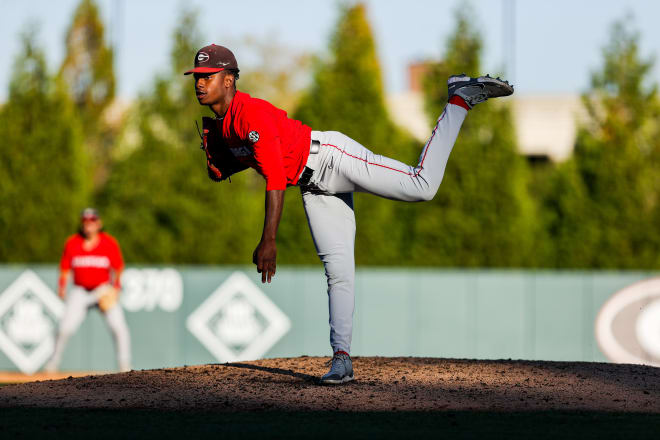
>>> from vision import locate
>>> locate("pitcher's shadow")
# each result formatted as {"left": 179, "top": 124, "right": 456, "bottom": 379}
{"left": 221, "top": 362, "right": 320, "bottom": 383}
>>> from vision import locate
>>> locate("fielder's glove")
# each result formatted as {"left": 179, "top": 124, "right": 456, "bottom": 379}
{"left": 97, "top": 285, "right": 119, "bottom": 313}
{"left": 198, "top": 116, "right": 248, "bottom": 182}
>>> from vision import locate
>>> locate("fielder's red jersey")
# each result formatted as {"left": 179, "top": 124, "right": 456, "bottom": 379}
{"left": 217, "top": 90, "right": 312, "bottom": 190}
{"left": 60, "top": 232, "right": 124, "bottom": 290}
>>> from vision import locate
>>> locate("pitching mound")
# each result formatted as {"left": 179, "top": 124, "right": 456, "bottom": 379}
{"left": 1, "top": 357, "right": 658, "bottom": 413}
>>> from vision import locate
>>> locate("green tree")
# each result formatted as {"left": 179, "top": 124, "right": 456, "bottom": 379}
{"left": 417, "top": 6, "right": 538, "bottom": 267}
{"left": 59, "top": 0, "right": 115, "bottom": 125}
{"left": 552, "top": 20, "right": 660, "bottom": 268}
{"left": 0, "top": 29, "right": 88, "bottom": 262}
{"left": 234, "top": 35, "right": 312, "bottom": 113}
{"left": 294, "top": 3, "right": 419, "bottom": 265}
{"left": 58, "top": 0, "right": 116, "bottom": 186}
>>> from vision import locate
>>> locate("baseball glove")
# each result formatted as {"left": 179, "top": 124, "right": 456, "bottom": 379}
{"left": 199, "top": 117, "right": 248, "bottom": 182}
{"left": 97, "top": 285, "right": 119, "bottom": 312}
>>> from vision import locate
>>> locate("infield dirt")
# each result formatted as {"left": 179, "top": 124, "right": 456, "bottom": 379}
{"left": 1, "top": 357, "right": 658, "bottom": 413}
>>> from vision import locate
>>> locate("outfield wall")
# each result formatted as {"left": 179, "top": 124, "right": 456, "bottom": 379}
{"left": 0, "top": 266, "right": 657, "bottom": 373}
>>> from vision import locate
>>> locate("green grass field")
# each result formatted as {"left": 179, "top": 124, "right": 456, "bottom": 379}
{"left": 0, "top": 408, "right": 658, "bottom": 439}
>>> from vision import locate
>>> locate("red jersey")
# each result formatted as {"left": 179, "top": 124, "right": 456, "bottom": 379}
{"left": 60, "top": 232, "right": 124, "bottom": 290}
{"left": 217, "top": 91, "right": 312, "bottom": 190}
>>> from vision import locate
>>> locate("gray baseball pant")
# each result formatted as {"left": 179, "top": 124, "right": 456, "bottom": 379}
{"left": 46, "top": 284, "right": 132, "bottom": 372}
{"left": 300, "top": 103, "right": 467, "bottom": 355}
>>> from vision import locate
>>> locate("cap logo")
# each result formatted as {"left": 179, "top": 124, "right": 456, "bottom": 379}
{"left": 197, "top": 52, "right": 210, "bottom": 63}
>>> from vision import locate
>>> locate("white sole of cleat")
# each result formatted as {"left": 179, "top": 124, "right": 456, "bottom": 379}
{"left": 477, "top": 77, "right": 514, "bottom": 96}
{"left": 320, "top": 375, "right": 355, "bottom": 385}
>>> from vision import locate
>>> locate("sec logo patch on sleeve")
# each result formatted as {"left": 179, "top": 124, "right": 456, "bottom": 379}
{"left": 248, "top": 131, "right": 260, "bottom": 143}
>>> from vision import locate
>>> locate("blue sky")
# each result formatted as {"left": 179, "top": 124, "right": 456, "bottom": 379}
{"left": 2, "top": 0, "right": 660, "bottom": 101}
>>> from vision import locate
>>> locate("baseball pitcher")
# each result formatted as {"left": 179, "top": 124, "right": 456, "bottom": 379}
{"left": 44, "top": 208, "right": 131, "bottom": 373}
{"left": 186, "top": 45, "right": 513, "bottom": 384}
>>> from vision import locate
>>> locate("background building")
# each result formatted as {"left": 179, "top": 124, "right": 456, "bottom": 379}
{"left": 387, "top": 62, "right": 587, "bottom": 162}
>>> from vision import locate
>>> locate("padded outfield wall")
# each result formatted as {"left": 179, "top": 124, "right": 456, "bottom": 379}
{"left": 0, "top": 266, "right": 657, "bottom": 374}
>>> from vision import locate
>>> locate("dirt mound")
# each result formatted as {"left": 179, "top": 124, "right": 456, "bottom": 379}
{"left": 0, "top": 371, "right": 100, "bottom": 384}
{"left": 1, "top": 357, "right": 658, "bottom": 412}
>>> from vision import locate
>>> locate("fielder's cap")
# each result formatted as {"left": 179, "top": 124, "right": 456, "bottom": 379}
{"left": 81, "top": 208, "right": 100, "bottom": 219}
{"left": 184, "top": 44, "right": 239, "bottom": 75}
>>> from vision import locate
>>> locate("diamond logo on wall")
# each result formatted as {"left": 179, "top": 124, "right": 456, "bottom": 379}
{"left": 0, "top": 270, "right": 64, "bottom": 374}
{"left": 186, "top": 271, "right": 291, "bottom": 362}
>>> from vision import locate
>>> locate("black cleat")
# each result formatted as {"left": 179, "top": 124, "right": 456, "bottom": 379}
{"left": 448, "top": 74, "right": 514, "bottom": 108}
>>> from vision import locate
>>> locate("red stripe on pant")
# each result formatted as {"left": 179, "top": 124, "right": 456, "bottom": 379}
{"left": 320, "top": 109, "right": 448, "bottom": 177}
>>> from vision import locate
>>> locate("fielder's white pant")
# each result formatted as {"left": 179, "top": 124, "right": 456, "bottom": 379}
{"left": 46, "top": 285, "right": 132, "bottom": 372}
{"left": 301, "top": 103, "right": 467, "bottom": 354}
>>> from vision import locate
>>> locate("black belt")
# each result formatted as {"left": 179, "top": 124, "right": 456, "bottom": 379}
{"left": 297, "top": 139, "right": 321, "bottom": 187}
{"left": 297, "top": 166, "right": 315, "bottom": 187}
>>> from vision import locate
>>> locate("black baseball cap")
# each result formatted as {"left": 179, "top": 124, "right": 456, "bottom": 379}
{"left": 184, "top": 44, "right": 239, "bottom": 75}
{"left": 81, "top": 208, "right": 99, "bottom": 220}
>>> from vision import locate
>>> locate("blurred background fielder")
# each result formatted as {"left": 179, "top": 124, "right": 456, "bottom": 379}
{"left": 45, "top": 208, "right": 131, "bottom": 373}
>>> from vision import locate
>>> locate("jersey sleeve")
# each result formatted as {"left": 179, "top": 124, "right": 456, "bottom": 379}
{"left": 239, "top": 106, "right": 288, "bottom": 191}
{"left": 59, "top": 236, "right": 74, "bottom": 271}
{"left": 107, "top": 235, "right": 124, "bottom": 270}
